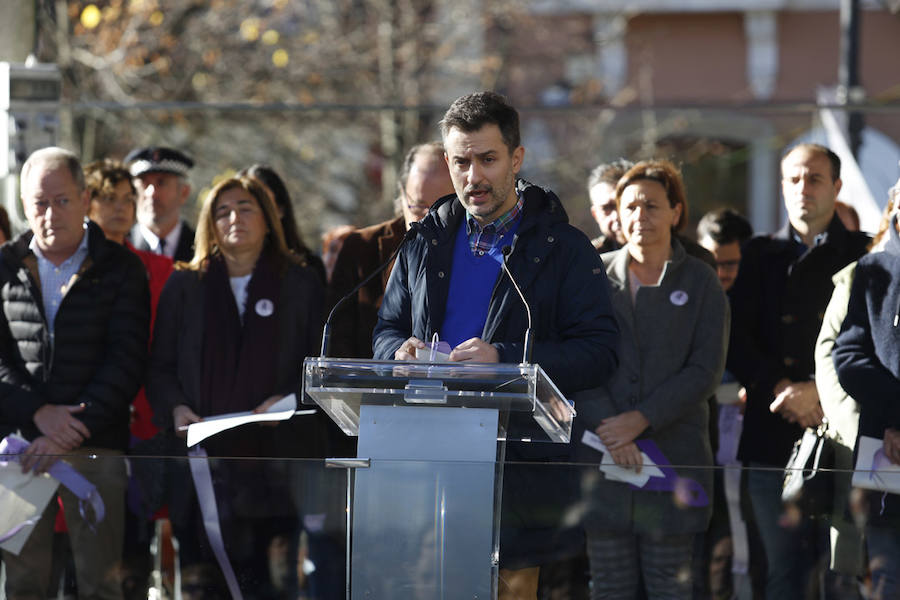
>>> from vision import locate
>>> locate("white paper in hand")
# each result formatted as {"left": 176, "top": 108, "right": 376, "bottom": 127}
{"left": 580, "top": 429, "right": 665, "bottom": 487}
{"left": 0, "top": 461, "right": 59, "bottom": 555}
{"left": 852, "top": 435, "right": 900, "bottom": 494}
{"left": 187, "top": 394, "right": 300, "bottom": 448}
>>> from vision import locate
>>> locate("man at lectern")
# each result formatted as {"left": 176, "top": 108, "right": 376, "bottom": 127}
{"left": 373, "top": 91, "right": 620, "bottom": 600}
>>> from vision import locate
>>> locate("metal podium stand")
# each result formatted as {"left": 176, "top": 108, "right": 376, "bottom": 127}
{"left": 303, "top": 358, "right": 574, "bottom": 599}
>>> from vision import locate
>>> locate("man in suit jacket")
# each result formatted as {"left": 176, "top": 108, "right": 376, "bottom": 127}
{"left": 125, "top": 146, "right": 196, "bottom": 262}
{"left": 328, "top": 141, "right": 453, "bottom": 358}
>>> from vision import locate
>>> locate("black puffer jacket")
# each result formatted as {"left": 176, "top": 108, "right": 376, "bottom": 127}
{"left": 0, "top": 223, "right": 150, "bottom": 450}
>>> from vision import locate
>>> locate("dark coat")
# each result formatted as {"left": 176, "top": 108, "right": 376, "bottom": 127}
{"left": 576, "top": 240, "right": 728, "bottom": 535}
{"left": 372, "top": 179, "right": 620, "bottom": 567}
{"left": 328, "top": 215, "right": 405, "bottom": 358}
{"left": 373, "top": 181, "right": 619, "bottom": 392}
{"left": 147, "top": 259, "right": 329, "bottom": 458}
{"left": 130, "top": 220, "right": 196, "bottom": 263}
{"left": 729, "top": 215, "right": 869, "bottom": 466}
{"left": 834, "top": 220, "right": 900, "bottom": 523}
{"left": 0, "top": 223, "right": 150, "bottom": 450}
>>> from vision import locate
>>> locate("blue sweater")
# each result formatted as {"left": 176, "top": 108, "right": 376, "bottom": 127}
{"left": 441, "top": 220, "right": 520, "bottom": 349}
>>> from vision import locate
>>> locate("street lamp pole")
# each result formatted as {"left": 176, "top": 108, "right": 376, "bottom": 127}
{"left": 839, "top": 0, "right": 864, "bottom": 160}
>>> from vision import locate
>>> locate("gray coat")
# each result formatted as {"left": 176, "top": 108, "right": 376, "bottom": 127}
{"left": 576, "top": 240, "right": 729, "bottom": 535}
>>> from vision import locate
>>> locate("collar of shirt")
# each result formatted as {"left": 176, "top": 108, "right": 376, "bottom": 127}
{"left": 465, "top": 192, "right": 524, "bottom": 255}
{"left": 140, "top": 220, "right": 183, "bottom": 258}
{"left": 789, "top": 226, "right": 827, "bottom": 251}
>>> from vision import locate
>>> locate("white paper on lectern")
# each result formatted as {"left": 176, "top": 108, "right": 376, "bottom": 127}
{"left": 852, "top": 435, "right": 900, "bottom": 494}
{"left": 580, "top": 429, "right": 665, "bottom": 486}
{"left": 187, "top": 394, "right": 303, "bottom": 448}
{"left": 0, "top": 461, "right": 60, "bottom": 555}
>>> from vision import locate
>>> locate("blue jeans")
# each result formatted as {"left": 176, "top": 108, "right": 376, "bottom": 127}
{"left": 746, "top": 464, "right": 822, "bottom": 599}
{"left": 866, "top": 525, "right": 900, "bottom": 600}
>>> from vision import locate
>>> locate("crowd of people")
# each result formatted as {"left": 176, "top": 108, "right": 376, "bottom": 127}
{"left": 0, "top": 89, "right": 898, "bottom": 600}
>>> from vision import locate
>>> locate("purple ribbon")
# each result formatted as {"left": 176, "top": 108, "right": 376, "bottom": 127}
{"left": 635, "top": 439, "right": 709, "bottom": 508}
{"left": 0, "top": 435, "right": 106, "bottom": 530}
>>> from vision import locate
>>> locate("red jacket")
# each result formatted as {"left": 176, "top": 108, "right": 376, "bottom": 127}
{"left": 126, "top": 242, "right": 174, "bottom": 440}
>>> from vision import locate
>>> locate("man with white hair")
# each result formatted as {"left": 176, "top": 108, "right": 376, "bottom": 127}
{"left": 0, "top": 147, "right": 149, "bottom": 600}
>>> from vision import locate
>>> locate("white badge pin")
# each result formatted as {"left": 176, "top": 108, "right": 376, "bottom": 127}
{"left": 670, "top": 290, "right": 689, "bottom": 306}
{"left": 255, "top": 299, "right": 275, "bottom": 317}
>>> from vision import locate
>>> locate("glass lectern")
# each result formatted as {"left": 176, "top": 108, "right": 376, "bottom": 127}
{"left": 303, "top": 357, "right": 574, "bottom": 599}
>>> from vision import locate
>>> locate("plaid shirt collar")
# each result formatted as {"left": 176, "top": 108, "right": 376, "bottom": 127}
{"left": 465, "top": 192, "right": 524, "bottom": 255}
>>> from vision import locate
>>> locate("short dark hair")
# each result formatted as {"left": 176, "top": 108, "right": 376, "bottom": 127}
{"left": 398, "top": 141, "right": 445, "bottom": 195}
{"left": 588, "top": 159, "right": 634, "bottom": 192}
{"left": 440, "top": 91, "right": 520, "bottom": 154}
{"left": 616, "top": 159, "right": 689, "bottom": 232}
{"left": 783, "top": 143, "right": 841, "bottom": 182}
{"left": 697, "top": 208, "right": 753, "bottom": 246}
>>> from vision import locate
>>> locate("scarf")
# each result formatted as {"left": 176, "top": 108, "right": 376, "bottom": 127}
{"left": 200, "top": 250, "right": 282, "bottom": 422}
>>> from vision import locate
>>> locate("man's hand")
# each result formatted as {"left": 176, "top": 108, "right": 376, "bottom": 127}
{"left": 173, "top": 404, "right": 202, "bottom": 438}
{"left": 884, "top": 428, "right": 900, "bottom": 465}
{"left": 607, "top": 442, "right": 644, "bottom": 473}
{"left": 395, "top": 337, "right": 425, "bottom": 361}
{"left": 596, "top": 410, "right": 649, "bottom": 450}
{"left": 33, "top": 403, "right": 90, "bottom": 451}
{"left": 769, "top": 381, "right": 823, "bottom": 428}
{"left": 20, "top": 436, "right": 66, "bottom": 474}
{"left": 448, "top": 338, "right": 498, "bottom": 363}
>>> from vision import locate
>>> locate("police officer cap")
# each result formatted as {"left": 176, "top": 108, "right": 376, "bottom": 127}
{"left": 124, "top": 147, "right": 194, "bottom": 178}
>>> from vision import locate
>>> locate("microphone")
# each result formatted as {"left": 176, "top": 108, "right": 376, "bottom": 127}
{"left": 319, "top": 222, "right": 422, "bottom": 357}
{"left": 500, "top": 245, "right": 534, "bottom": 364}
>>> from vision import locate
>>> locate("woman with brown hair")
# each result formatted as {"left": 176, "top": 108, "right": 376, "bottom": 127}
{"left": 577, "top": 159, "right": 729, "bottom": 599}
{"left": 148, "top": 175, "right": 327, "bottom": 597}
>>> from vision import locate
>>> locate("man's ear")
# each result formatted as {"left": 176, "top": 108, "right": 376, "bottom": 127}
{"left": 79, "top": 188, "right": 91, "bottom": 214}
{"left": 834, "top": 177, "right": 843, "bottom": 197}
{"left": 511, "top": 146, "right": 525, "bottom": 175}
{"left": 178, "top": 182, "right": 191, "bottom": 207}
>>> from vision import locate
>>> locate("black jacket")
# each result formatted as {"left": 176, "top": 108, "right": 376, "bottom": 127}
{"left": 373, "top": 180, "right": 619, "bottom": 393}
{"left": 729, "top": 215, "right": 869, "bottom": 466}
{"left": 0, "top": 223, "right": 150, "bottom": 450}
{"left": 147, "top": 259, "right": 329, "bottom": 458}
{"left": 834, "top": 219, "right": 900, "bottom": 522}
{"left": 372, "top": 179, "right": 620, "bottom": 568}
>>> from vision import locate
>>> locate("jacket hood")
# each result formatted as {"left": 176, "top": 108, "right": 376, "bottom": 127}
{"left": 419, "top": 178, "right": 568, "bottom": 243}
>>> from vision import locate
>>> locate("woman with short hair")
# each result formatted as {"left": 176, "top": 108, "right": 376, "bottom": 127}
{"left": 578, "top": 159, "right": 729, "bottom": 599}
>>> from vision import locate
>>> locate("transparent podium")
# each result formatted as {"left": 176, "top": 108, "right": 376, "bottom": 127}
{"left": 302, "top": 357, "right": 574, "bottom": 599}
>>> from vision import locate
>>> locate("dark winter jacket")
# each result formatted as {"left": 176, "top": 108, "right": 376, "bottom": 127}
{"left": 729, "top": 215, "right": 869, "bottom": 466}
{"left": 372, "top": 179, "right": 620, "bottom": 568}
{"left": 373, "top": 179, "right": 619, "bottom": 392}
{"left": 0, "top": 223, "right": 150, "bottom": 450}
{"left": 147, "top": 258, "right": 329, "bottom": 459}
{"left": 834, "top": 218, "right": 900, "bottom": 522}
